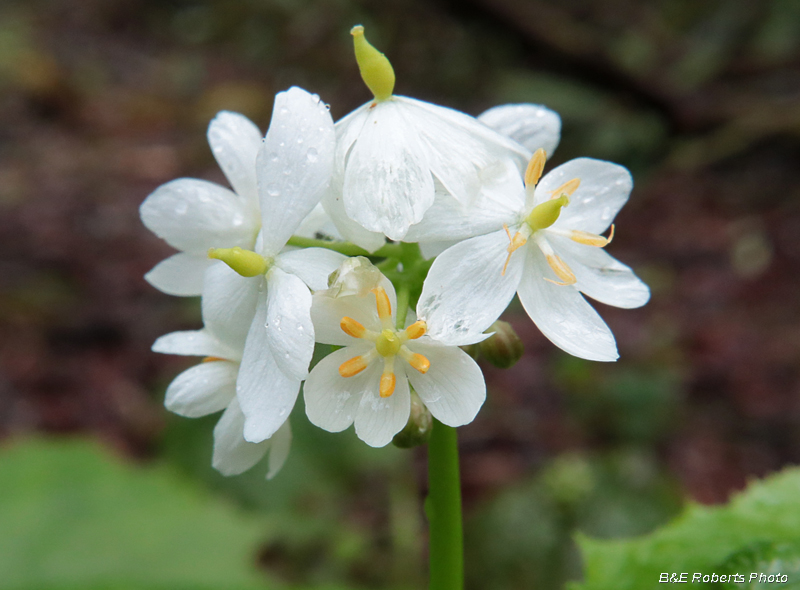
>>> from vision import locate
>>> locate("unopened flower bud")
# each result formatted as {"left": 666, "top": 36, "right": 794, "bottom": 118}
{"left": 479, "top": 320, "right": 524, "bottom": 369}
{"left": 326, "top": 256, "right": 382, "bottom": 297}
{"left": 392, "top": 389, "right": 432, "bottom": 448}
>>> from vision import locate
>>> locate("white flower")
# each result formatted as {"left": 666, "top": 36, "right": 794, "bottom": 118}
{"left": 304, "top": 268, "right": 486, "bottom": 447}
{"left": 418, "top": 151, "right": 650, "bottom": 362}
{"left": 203, "top": 87, "right": 347, "bottom": 443}
{"left": 140, "top": 111, "right": 263, "bottom": 296}
{"left": 323, "top": 26, "right": 530, "bottom": 243}
{"left": 152, "top": 271, "right": 292, "bottom": 479}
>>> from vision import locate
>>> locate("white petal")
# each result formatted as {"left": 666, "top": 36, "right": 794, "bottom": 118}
{"left": 310, "top": 276, "right": 397, "bottom": 346}
{"left": 342, "top": 101, "right": 434, "bottom": 240}
{"left": 265, "top": 267, "right": 314, "bottom": 381}
{"left": 145, "top": 253, "right": 212, "bottom": 297}
{"left": 266, "top": 421, "right": 292, "bottom": 479}
{"left": 549, "top": 235, "right": 650, "bottom": 309}
{"left": 152, "top": 329, "right": 238, "bottom": 360}
{"left": 164, "top": 360, "right": 238, "bottom": 418}
{"left": 212, "top": 396, "right": 271, "bottom": 476}
{"left": 303, "top": 344, "right": 374, "bottom": 433}
{"left": 417, "top": 230, "right": 524, "bottom": 346}
{"left": 536, "top": 158, "right": 632, "bottom": 234}
{"left": 517, "top": 248, "right": 618, "bottom": 361}
{"left": 478, "top": 103, "right": 561, "bottom": 155}
{"left": 405, "top": 341, "right": 486, "bottom": 426}
{"left": 140, "top": 178, "right": 257, "bottom": 254}
{"left": 354, "top": 363, "right": 410, "bottom": 448}
{"left": 404, "top": 161, "right": 523, "bottom": 243}
{"left": 397, "top": 97, "right": 529, "bottom": 206}
{"left": 276, "top": 248, "right": 348, "bottom": 291}
{"left": 237, "top": 290, "right": 301, "bottom": 442}
{"left": 201, "top": 261, "right": 260, "bottom": 353}
{"left": 293, "top": 203, "right": 342, "bottom": 241}
{"left": 320, "top": 182, "right": 387, "bottom": 252}
{"left": 207, "top": 111, "right": 262, "bottom": 204}
{"left": 258, "top": 87, "right": 336, "bottom": 255}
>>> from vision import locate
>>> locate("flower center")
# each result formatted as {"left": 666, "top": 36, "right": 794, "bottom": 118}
{"left": 500, "top": 149, "right": 613, "bottom": 285}
{"left": 337, "top": 286, "right": 430, "bottom": 398}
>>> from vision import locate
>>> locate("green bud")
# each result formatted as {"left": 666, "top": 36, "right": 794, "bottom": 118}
{"left": 392, "top": 389, "right": 432, "bottom": 448}
{"left": 479, "top": 320, "right": 524, "bottom": 369}
{"left": 208, "top": 247, "right": 269, "bottom": 277}
{"left": 351, "top": 25, "right": 395, "bottom": 102}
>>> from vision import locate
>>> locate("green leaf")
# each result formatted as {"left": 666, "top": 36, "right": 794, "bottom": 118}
{"left": 0, "top": 437, "right": 269, "bottom": 590}
{"left": 570, "top": 467, "right": 800, "bottom": 590}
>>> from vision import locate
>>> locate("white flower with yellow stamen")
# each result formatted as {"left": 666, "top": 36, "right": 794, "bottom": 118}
{"left": 304, "top": 269, "right": 486, "bottom": 447}
{"left": 324, "top": 25, "right": 530, "bottom": 243}
{"left": 199, "top": 87, "right": 348, "bottom": 444}
{"left": 151, "top": 270, "right": 292, "bottom": 479}
{"left": 418, "top": 150, "right": 650, "bottom": 362}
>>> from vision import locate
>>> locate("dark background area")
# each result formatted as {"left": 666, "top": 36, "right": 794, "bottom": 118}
{"left": 1, "top": 0, "right": 799, "bottom": 588}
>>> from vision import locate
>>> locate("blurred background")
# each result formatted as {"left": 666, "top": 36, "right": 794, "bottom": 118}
{"left": 1, "top": 0, "right": 799, "bottom": 588}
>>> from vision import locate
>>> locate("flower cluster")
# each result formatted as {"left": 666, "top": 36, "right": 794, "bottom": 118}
{"left": 142, "top": 27, "right": 648, "bottom": 477}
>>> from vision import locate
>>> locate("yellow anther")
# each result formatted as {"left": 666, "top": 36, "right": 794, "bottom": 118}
{"left": 525, "top": 194, "right": 569, "bottom": 232}
{"left": 549, "top": 178, "right": 581, "bottom": 199}
{"left": 406, "top": 352, "right": 430, "bottom": 374}
{"left": 351, "top": 25, "right": 395, "bottom": 102}
{"left": 376, "top": 329, "right": 401, "bottom": 357}
{"left": 524, "top": 148, "right": 547, "bottom": 188}
{"left": 340, "top": 316, "right": 367, "bottom": 339}
{"left": 371, "top": 286, "right": 392, "bottom": 321}
{"left": 570, "top": 224, "right": 615, "bottom": 247}
{"left": 339, "top": 355, "right": 369, "bottom": 378}
{"left": 502, "top": 224, "right": 528, "bottom": 276}
{"left": 202, "top": 356, "right": 226, "bottom": 363}
{"left": 544, "top": 254, "right": 577, "bottom": 286}
{"left": 208, "top": 247, "right": 269, "bottom": 277}
{"left": 379, "top": 372, "right": 396, "bottom": 397}
{"left": 404, "top": 320, "right": 427, "bottom": 340}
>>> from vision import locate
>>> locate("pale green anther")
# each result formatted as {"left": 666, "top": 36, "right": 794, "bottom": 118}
{"left": 525, "top": 194, "right": 569, "bottom": 232}
{"left": 376, "top": 329, "right": 401, "bottom": 357}
{"left": 208, "top": 247, "right": 269, "bottom": 277}
{"left": 351, "top": 25, "right": 395, "bottom": 101}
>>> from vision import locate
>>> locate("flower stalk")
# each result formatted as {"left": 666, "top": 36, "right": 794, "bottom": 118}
{"left": 426, "top": 419, "right": 464, "bottom": 590}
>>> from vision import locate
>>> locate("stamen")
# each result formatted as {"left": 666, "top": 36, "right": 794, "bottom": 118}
{"left": 202, "top": 356, "right": 226, "bottom": 363}
{"left": 544, "top": 254, "right": 577, "bottom": 286}
{"left": 569, "top": 224, "right": 614, "bottom": 247}
{"left": 380, "top": 355, "right": 396, "bottom": 397}
{"left": 379, "top": 372, "right": 396, "bottom": 397}
{"left": 549, "top": 178, "right": 580, "bottom": 199}
{"left": 339, "top": 355, "right": 369, "bottom": 378}
{"left": 524, "top": 148, "right": 547, "bottom": 188}
{"left": 371, "top": 287, "right": 392, "bottom": 321}
{"left": 404, "top": 320, "right": 427, "bottom": 340}
{"left": 408, "top": 353, "right": 430, "bottom": 373}
{"left": 502, "top": 224, "right": 528, "bottom": 276}
{"left": 341, "top": 316, "right": 367, "bottom": 339}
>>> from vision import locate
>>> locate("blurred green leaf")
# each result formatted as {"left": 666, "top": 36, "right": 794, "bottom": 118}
{"left": 0, "top": 437, "right": 269, "bottom": 590}
{"left": 570, "top": 466, "right": 800, "bottom": 590}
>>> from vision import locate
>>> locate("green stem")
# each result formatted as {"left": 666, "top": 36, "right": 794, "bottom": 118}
{"left": 286, "top": 235, "right": 402, "bottom": 258}
{"left": 426, "top": 419, "right": 464, "bottom": 590}
{"left": 395, "top": 283, "right": 410, "bottom": 329}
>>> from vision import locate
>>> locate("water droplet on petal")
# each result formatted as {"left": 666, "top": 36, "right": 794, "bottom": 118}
{"left": 266, "top": 184, "right": 280, "bottom": 197}
{"left": 306, "top": 147, "right": 318, "bottom": 162}
{"left": 267, "top": 152, "right": 279, "bottom": 162}
{"left": 174, "top": 201, "right": 188, "bottom": 215}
